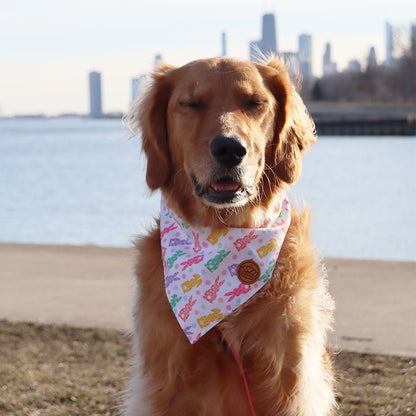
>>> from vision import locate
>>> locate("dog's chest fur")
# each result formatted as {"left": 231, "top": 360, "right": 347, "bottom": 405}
{"left": 127, "top": 209, "right": 335, "bottom": 416}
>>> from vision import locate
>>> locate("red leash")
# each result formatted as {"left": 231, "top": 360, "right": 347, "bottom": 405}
{"left": 218, "top": 327, "right": 256, "bottom": 416}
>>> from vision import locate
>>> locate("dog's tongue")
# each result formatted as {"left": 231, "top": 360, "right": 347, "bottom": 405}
{"left": 211, "top": 180, "right": 239, "bottom": 192}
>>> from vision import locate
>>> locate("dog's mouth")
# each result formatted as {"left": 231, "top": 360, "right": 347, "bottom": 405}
{"left": 192, "top": 175, "right": 254, "bottom": 206}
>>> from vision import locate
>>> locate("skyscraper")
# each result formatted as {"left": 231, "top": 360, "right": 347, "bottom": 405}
{"left": 221, "top": 32, "right": 227, "bottom": 56}
{"left": 249, "top": 40, "right": 263, "bottom": 62}
{"left": 131, "top": 75, "right": 147, "bottom": 102}
{"left": 262, "top": 14, "right": 277, "bottom": 54}
{"left": 323, "top": 43, "right": 330, "bottom": 73}
{"left": 323, "top": 43, "right": 337, "bottom": 75}
{"left": 89, "top": 71, "right": 102, "bottom": 117}
{"left": 385, "top": 22, "right": 394, "bottom": 65}
{"left": 346, "top": 59, "right": 362, "bottom": 72}
{"left": 367, "top": 46, "right": 378, "bottom": 69}
{"left": 280, "top": 52, "right": 300, "bottom": 77}
{"left": 249, "top": 13, "right": 277, "bottom": 62}
{"left": 154, "top": 54, "right": 162, "bottom": 69}
{"left": 298, "top": 34, "right": 313, "bottom": 82}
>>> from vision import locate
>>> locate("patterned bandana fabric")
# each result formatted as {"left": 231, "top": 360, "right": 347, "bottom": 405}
{"left": 160, "top": 195, "right": 291, "bottom": 344}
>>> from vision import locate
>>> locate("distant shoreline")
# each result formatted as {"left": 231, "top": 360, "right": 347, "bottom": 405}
{"left": 3, "top": 102, "right": 415, "bottom": 136}
{"left": 0, "top": 113, "right": 124, "bottom": 120}
{"left": 2, "top": 101, "right": 415, "bottom": 120}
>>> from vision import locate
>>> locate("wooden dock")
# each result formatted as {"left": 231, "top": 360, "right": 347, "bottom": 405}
{"left": 307, "top": 102, "right": 416, "bottom": 136}
{"left": 314, "top": 117, "right": 416, "bottom": 136}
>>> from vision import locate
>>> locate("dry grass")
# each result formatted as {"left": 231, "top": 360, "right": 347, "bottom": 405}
{"left": 1, "top": 320, "right": 415, "bottom": 415}
{"left": 0, "top": 320, "right": 128, "bottom": 416}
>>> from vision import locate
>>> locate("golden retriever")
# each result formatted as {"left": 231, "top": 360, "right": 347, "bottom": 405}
{"left": 124, "top": 57, "right": 335, "bottom": 416}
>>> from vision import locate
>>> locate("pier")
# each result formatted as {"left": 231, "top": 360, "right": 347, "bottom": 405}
{"left": 307, "top": 102, "right": 416, "bottom": 136}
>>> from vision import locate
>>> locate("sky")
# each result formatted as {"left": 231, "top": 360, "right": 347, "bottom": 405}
{"left": 1, "top": 0, "right": 415, "bottom": 116}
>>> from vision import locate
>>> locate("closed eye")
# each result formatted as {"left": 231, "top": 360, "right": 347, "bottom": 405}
{"left": 243, "top": 99, "right": 266, "bottom": 110}
{"left": 179, "top": 101, "right": 204, "bottom": 110}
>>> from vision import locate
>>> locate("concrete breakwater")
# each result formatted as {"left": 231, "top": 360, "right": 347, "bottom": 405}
{"left": 307, "top": 102, "right": 416, "bottom": 136}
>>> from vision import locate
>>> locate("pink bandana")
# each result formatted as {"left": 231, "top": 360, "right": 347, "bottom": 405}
{"left": 160, "top": 196, "right": 291, "bottom": 344}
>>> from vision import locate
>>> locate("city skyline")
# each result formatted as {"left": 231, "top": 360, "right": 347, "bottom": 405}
{"left": 1, "top": 0, "right": 415, "bottom": 116}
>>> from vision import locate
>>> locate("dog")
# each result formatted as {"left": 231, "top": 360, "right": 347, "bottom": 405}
{"left": 123, "top": 57, "right": 335, "bottom": 416}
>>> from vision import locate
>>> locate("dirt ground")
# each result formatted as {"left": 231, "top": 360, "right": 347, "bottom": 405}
{"left": 0, "top": 320, "right": 415, "bottom": 416}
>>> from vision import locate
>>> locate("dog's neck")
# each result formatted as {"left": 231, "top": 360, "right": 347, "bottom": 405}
{"left": 163, "top": 191, "right": 284, "bottom": 229}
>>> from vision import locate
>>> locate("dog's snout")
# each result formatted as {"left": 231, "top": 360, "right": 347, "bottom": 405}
{"left": 210, "top": 136, "right": 247, "bottom": 169}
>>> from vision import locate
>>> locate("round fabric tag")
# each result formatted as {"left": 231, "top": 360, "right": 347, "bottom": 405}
{"left": 237, "top": 260, "right": 261, "bottom": 284}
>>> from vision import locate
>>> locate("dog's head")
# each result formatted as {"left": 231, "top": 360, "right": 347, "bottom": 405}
{"left": 130, "top": 57, "right": 316, "bottom": 227}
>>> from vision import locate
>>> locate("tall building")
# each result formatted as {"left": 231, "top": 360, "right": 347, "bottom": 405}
{"left": 411, "top": 24, "right": 416, "bottom": 60}
{"left": 323, "top": 44, "right": 330, "bottom": 74}
{"left": 249, "top": 40, "right": 263, "bottom": 62}
{"left": 346, "top": 59, "right": 362, "bottom": 72}
{"left": 323, "top": 43, "right": 337, "bottom": 75}
{"left": 89, "top": 71, "right": 102, "bottom": 117}
{"left": 280, "top": 52, "right": 300, "bottom": 77}
{"left": 154, "top": 54, "right": 162, "bottom": 69}
{"left": 367, "top": 46, "right": 378, "bottom": 69}
{"left": 385, "top": 22, "right": 394, "bottom": 66}
{"left": 298, "top": 34, "right": 313, "bottom": 83}
{"left": 262, "top": 14, "right": 277, "bottom": 54}
{"left": 221, "top": 32, "right": 227, "bottom": 56}
{"left": 249, "top": 13, "right": 277, "bottom": 62}
{"left": 131, "top": 75, "right": 147, "bottom": 102}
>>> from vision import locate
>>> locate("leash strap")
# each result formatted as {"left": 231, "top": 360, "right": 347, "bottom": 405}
{"left": 218, "top": 327, "right": 257, "bottom": 416}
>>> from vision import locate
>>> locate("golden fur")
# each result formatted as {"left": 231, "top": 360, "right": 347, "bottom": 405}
{"left": 124, "top": 57, "right": 335, "bottom": 416}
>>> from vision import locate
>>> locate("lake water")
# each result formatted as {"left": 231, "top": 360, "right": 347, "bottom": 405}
{"left": 0, "top": 118, "right": 415, "bottom": 261}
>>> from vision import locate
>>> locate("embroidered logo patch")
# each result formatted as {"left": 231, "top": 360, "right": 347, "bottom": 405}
{"left": 237, "top": 260, "right": 261, "bottom": 284}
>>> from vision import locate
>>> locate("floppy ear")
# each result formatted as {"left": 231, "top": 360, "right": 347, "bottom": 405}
{"left": 131, "top": 63, "right": 175, "bottom": 190}
{"left": 260, "top": 58, "right": 316, "bottom": 184}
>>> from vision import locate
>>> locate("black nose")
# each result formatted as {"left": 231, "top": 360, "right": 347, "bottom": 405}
{"left": 210, "top": 136, "right": 247, "bottom": 169}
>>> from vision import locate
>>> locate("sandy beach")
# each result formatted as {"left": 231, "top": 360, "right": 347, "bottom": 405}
{"left": 0, "top": 243, "right": 415, "bottom": 357}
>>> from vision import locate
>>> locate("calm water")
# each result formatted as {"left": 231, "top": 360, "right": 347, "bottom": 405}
{"left": 0, "top": 118, "right": 415, "bottom": 261}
